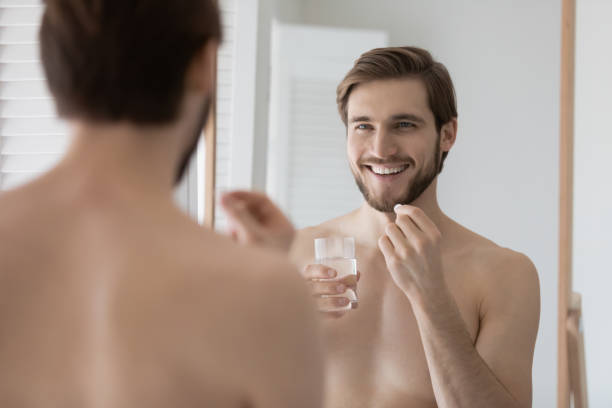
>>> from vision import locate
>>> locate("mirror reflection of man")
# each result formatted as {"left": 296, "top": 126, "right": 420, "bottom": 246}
{"left": 223, "top": 47, "right": 540, "bottom": 407}
{"left": 0, "top": 1, "right": 323, "bottom": 406}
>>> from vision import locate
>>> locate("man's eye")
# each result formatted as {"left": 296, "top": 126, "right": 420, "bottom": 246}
{"left": 398, "top": 122, "right": 415, "bottom": 128}
{"left": 356, "top": 124, "right": 370, "bottom": 130}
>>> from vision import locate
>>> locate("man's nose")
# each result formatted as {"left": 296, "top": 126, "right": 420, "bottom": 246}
{"left": 371, "top": 128, "right": 398, "bottom": 158}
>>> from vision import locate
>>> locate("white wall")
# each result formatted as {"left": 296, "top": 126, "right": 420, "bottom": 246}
{"left": 299, "top": 1, "right": 561, "bottom": 406}
{"left": 251, "top": 0, "right": 303, "bottom": 190}
{"left": 574, "top": 1, "right": 612, "bottom": 407}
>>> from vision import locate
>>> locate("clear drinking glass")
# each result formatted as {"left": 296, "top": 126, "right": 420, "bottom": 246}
{"left": 314, "top": 237, "right": 358, "bottom": 312}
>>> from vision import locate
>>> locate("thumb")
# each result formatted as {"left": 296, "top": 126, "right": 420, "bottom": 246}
{"left": 221, "top": 197, "right": 264, "bottom": 244}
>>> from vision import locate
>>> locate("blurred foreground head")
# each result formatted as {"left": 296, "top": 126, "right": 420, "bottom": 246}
{"left": 40, "top": 0, "right": 221, "bottom": 123}
{"left": 40, "top": 0, "right": 222, "bottom": 182}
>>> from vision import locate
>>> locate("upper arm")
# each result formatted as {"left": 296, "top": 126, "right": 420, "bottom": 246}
{"left": 245, "top": 259, "right": 324, "bottom": 408}
{"left": 474, "top": 252, "right": 540, "bottom": 407}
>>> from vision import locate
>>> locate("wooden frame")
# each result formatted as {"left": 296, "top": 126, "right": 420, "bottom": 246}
{"left": 567, "top": 293, "right": 588, "bottom": 408}
{"left": 558, "top": 0, "right": 588, "bottom": 407}
{"left": 558, "top": 0, "right": 575, "bottom": 405}
{"left": 204, "top": 84, "right": 217, "bottom": 228}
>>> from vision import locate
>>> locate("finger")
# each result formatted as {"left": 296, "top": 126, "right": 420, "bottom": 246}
{"left": 221, "top": 191, "right": 267, "bottom": 223}
{"left": 337, "top": 273, "right": 358, "bottom": 287}
{"left": 222, "top": 191, "right": 286, "bottom": 224}
{"left": 254, "top": 195, "right": 289, "bottom": 223}
{"left": 378, "top": 235, "right": 395, "bottom": 260}
{"left": 302, "top": 264, "right": 337, "bottom": 280}
{"left": 221, "top": 198, "right": 263, "bottom": 241}
{"left": 316, "top": 296, "right": 350, "bottom": 311}
{"left": 385, "top": 223, "right": 411, "bottom": 256}
{"left": 347, "top": 270, "right": 361, "bottom": 290}
{"left": 394, "top": 214, "right": 424, "bottom": 248}
{"left": 222, "top": 190, "right": 269, "bottom": 206}
{"left": 315, "top": 274, "right": 357, "bottom": 290}
{"left": 308, "top": 281, "right": 347, "bottom": 296}
{"left": 323, "top": 295, "right": 359, "bottom": 316}
{"left": 394, "top": 204, "right": 441, "bottom": 239}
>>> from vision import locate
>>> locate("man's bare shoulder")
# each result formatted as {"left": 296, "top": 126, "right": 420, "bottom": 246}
{"left": 0, "top": 181, "right": 309, "bottom": 320}
{"left": 156, "top": 214, "right": 310, "bottom": 313}
{"left": 291, "top": 212, "right": 357, "bottom": 260}
{"left": 169, "top": 224, "right": 322, "bottom": 384}
{"left": 179, "top": 228, "right": 324, "bottom": 406}
{"left": 0, "top": 181, "right": 69, "bottom": 254}
{"left": 298, "top": 214, "right": 352, "bottom": 239}
{"left": 452, "top": 226, "right": 539, "bottom": 308}
{"left": 0, "top": 182, "right": 45, "bottom": 224}
{"left": 174, "top": 214, "right": 292, "bottom": 273}
{"left": 464, "top": 235, "right": 537, "bottom": 281}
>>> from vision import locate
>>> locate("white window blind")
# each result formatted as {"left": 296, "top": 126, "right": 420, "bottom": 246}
{"left": 0, "top": 0, "right": 70, "bottom": 192}
{"left": 214, "top": 0, "right": 236, "bottom": 231}
{"left": 213, "top": 0, "right": 257, "bottom": 232}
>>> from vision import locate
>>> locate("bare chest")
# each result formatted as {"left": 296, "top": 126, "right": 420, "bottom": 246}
{"left": 317, "top": 250, "right": 480, "bottom": 407}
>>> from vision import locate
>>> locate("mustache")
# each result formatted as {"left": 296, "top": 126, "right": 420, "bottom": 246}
{"left": 357, "top": 155, "right": 415, "bottom": 167}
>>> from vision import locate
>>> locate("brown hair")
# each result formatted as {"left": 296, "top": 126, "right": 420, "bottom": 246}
{"left": 337, "top": 46, "right": 457, "bottom": 170}
{"left": 40, "top": 0, "right": 222, "bottom": 124}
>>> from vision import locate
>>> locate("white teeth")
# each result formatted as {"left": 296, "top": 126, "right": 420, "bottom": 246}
{"left": 371, "top": 166, "right": 407, "bottom": 175}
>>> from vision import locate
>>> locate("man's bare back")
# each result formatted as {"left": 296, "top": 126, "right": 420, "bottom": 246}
{"left": 0, "top": 163, "right": 322, "bottom": 407}
{"left": 0, "top": 1, "right": 324, "bottom": 405}
{"left": 290, "top": 205, "right": 539, "bottom": 408}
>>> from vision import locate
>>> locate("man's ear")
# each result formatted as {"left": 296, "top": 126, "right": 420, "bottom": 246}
{"left": 440, "top": 118, "right": 458, "bottom": 154}
{"left": 185, "top": 40, "right": 218, "bottom": 94}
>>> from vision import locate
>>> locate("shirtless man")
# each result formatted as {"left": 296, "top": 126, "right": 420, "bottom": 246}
{"left": 223, "top": 47, "right": 540, "bottom": 407}
{"left": 0, "top": 1, "right": 322, "bottom": 407}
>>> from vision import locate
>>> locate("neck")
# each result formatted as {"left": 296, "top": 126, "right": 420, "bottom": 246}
{"left": 51, "top": 93, "right": 207, "bottom": 203}
{"left": 56, "top": 119, "right": 188, "bottom": 202}
{"left": 356, "top": 178, "right": 449, "bottom": 244}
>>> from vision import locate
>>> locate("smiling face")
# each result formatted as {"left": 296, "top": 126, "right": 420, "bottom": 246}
{"left": 346, "top": 78, "right": 445, "bottom": 213}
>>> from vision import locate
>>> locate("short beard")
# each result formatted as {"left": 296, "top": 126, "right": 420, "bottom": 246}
{"left": 174, "top": 97, "right": 211, "bottom": 185}
{"left": 353, "top": 137, "right": 441, "bottom": 213}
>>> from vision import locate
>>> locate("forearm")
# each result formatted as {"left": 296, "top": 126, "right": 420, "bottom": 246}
{"left": 411, "top": 288, "right": 522, "bottom": 408}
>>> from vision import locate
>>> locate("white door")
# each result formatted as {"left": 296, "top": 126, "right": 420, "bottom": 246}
{"left": 267, "top": 22, "right": 387, "bottom": 229}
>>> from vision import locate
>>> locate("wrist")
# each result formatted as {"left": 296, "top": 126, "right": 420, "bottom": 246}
{"left": 404, "top": 280, "right": 453, "bottom": 317}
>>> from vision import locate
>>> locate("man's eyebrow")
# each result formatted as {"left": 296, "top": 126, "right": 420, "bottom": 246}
{"left": 349, "top": 115, "right": 371, "bottom": 123}
{"left": 389, "top": 113, "right": 426, "bottom": 124}
{"left": 349, "top": 113, "right": 427, "bottom": 124}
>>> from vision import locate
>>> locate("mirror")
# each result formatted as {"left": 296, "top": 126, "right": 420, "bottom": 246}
{"left": 213, "top": 0, "right": 566, "bottom": 406}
